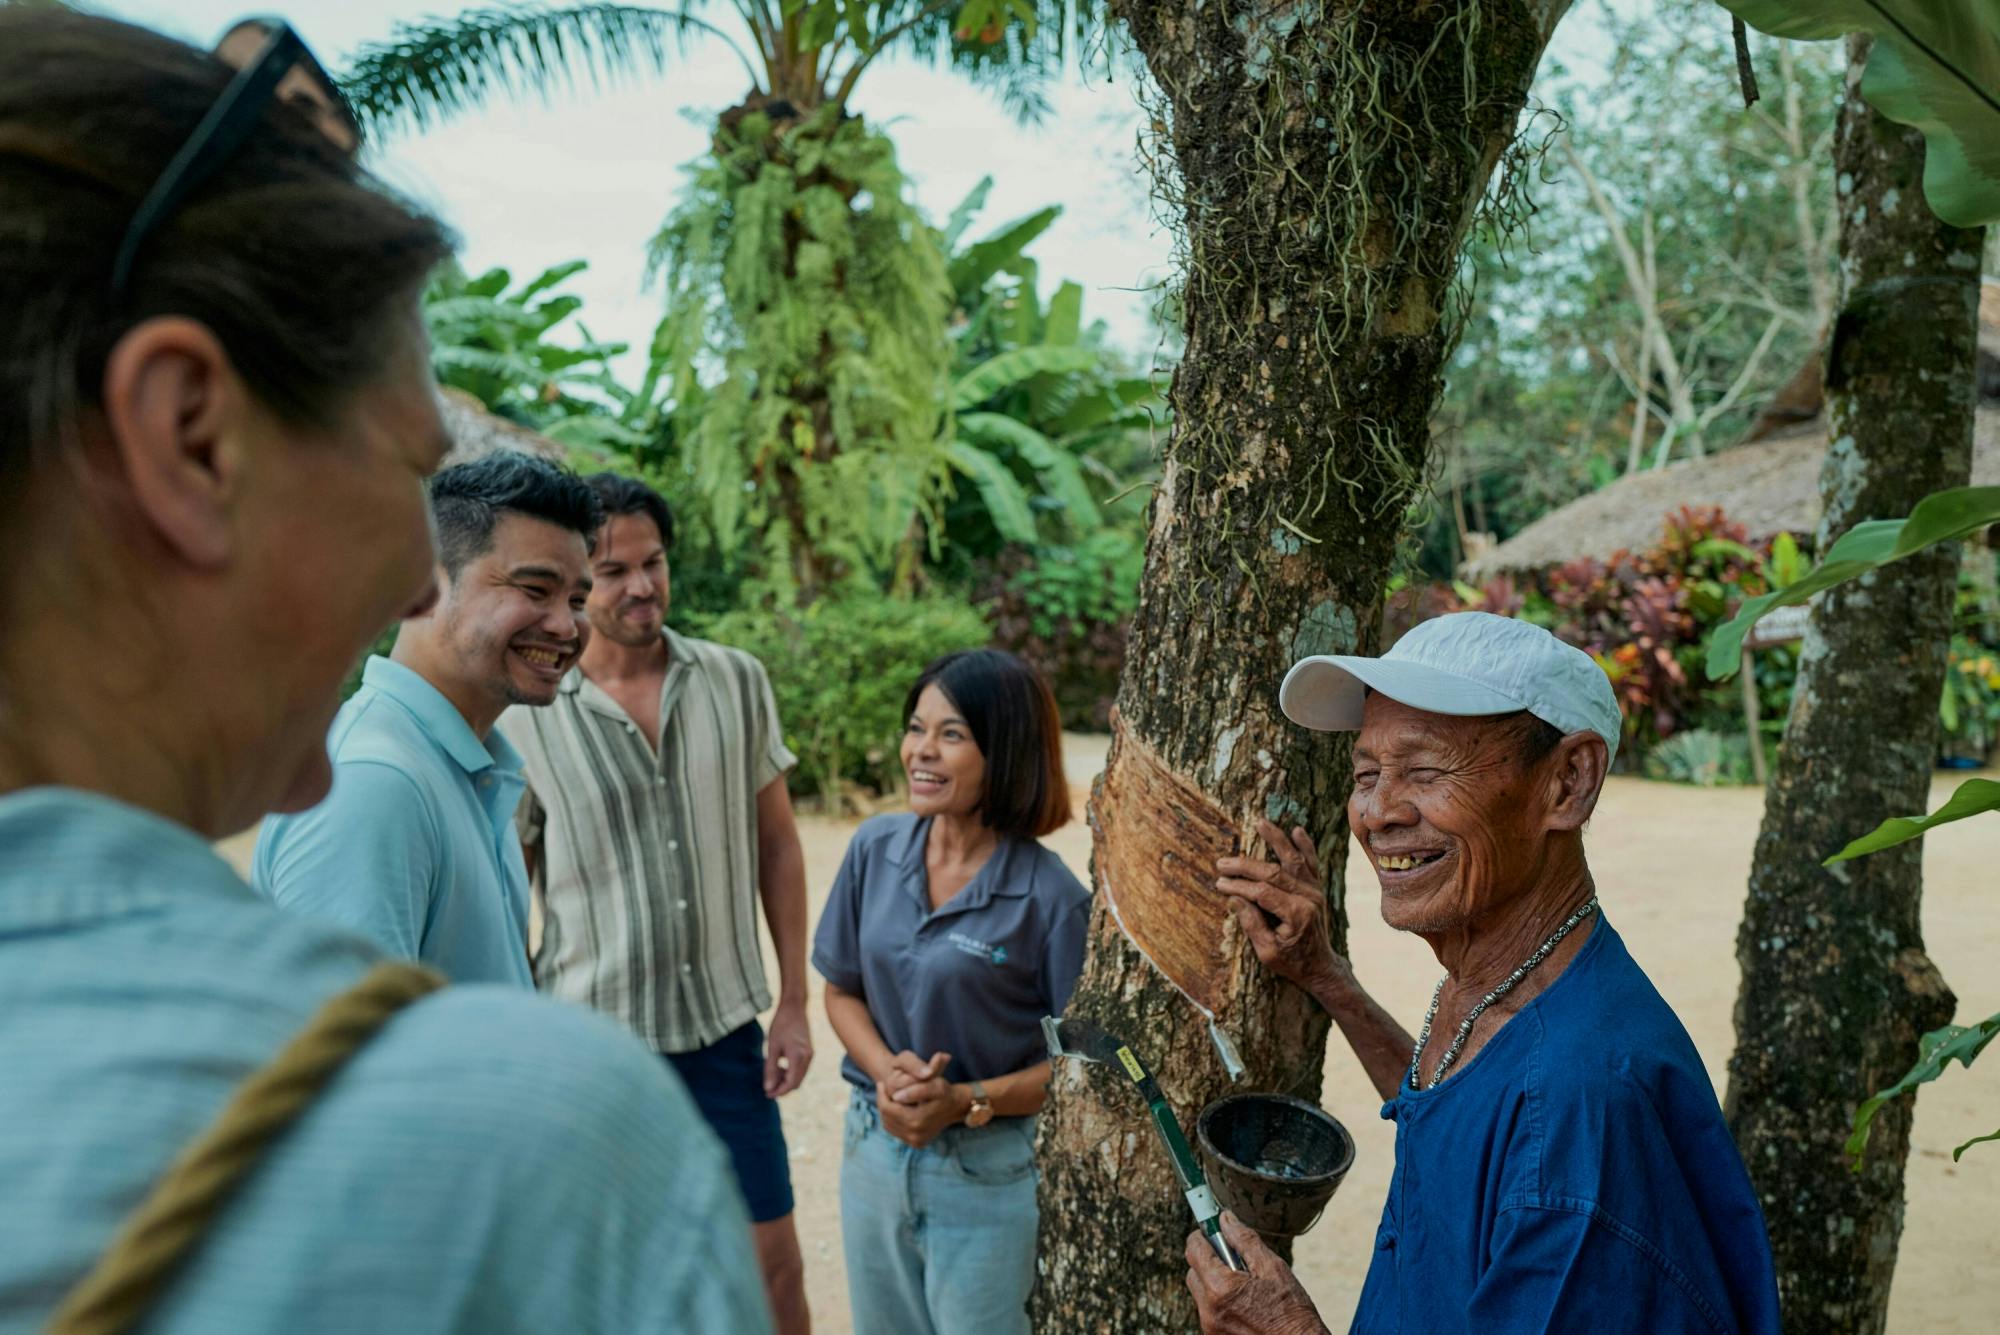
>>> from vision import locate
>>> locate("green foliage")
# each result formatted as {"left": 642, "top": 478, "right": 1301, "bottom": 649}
{"left": 957, "top": 413, "right": 1100, "bottom": 531}
{"left": 952, "top": 346, "right": 1103, "bottom": 410}
{"left": 948, "top": 206, "right": 1060, "bottom": 306}
{"left": 1010, "top": 528, "right": 1142, "bottom": 639}
{"left": 934, "top": 177, "right": 1163, "bottom": 579}
{"left": 1825, "top": 778, "right": 2000, "bottom": 864}
{"left": 947, "top": 440, "right": 1039, "bottom": 544}
{"left": 650, "top": 109, "right": 955, "bottom": 593}
{"left": 1643, "top": 728, "right": 1759, "bottom": 786}
{"left": 423, "top": 258, "right": 632, "bottom": 432}
{"left": 1936, "top": 634, "right": 2000, "bottom": 756}
{"left": 694, "top": 588, "right": 990, "bottom": 805}
{"left": 1707, "top": 486, "right": 2000, "bottom": 678}
{"left": 1848, "top": 1013, "right": 2000, "bottom": 1170}
{"left": 979, "top": 535, "right": 1138, "bottom": 729}
{"left": 1721, "top": 0, "right": 2000, "bottom": 226}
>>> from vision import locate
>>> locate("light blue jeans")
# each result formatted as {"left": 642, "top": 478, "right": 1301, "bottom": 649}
{"left": 840, "top": 1089, "right": 1039, "bottom": 1335}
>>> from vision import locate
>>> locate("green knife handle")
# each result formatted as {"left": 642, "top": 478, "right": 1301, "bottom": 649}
{"left": 1148, "top": 1096, "right": 1204, "bottom": 1190}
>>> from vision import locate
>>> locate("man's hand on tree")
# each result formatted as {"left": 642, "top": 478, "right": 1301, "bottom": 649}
{"left": 1215, "top": 818, "right": 1344, "bottom": 994}
{"left": 1185, "top": 1213, "right": 1330, "bottom": 1335}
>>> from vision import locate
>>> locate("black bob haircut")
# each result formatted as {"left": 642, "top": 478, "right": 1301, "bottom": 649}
{"left": 429, "top": 451, "right": 603, "bottom": 576}
{"left": 904, "top": 649, "right": 1070, "bottom": 839}
{"left": 585, "top": 471, "right": 676, "bottom": 551}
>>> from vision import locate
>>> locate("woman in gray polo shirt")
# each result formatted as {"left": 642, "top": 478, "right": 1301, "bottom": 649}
{"left": 812, "top": 649, "right": 1089, "bottom": 1335}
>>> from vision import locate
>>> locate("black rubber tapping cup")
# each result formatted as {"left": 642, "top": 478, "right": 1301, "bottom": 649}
{"left": 1194, "top": 1093, "right": 1356, "bottom": 1244}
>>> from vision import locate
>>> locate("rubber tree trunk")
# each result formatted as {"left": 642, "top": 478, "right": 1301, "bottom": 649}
{"left": 1030, "top": 4, "right": 1572, "bottom": 1329}
{"left": 1724, "top": 35, "right": 1982, "bottom": 1335}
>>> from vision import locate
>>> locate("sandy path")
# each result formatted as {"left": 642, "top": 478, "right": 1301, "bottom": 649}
{"left": 220, "top": 743, "right": 1998, "bottom": 1332}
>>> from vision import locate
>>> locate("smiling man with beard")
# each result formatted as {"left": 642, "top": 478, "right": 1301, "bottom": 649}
{"left": 500, "top": 472, "right": 815, "bottom": 1333}
{"left": 255, "top": 450, "right": 599, "bottom": 986}
{"left": 1190, "top": 612, "right": 1781, "bottom": 1335}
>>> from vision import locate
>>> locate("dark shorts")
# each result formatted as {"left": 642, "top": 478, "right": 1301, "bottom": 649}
{"left": 663, "top": 1020, "right": 795, "bottom": 1223}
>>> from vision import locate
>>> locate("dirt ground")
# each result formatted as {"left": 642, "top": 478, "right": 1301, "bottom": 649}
{"left": 220, "top": 739, "right": 1999, "bottom": 1332}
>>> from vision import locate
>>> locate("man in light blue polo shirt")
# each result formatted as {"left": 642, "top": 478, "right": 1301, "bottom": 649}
{"left": 256, "top": 452, "right": 600, "bottom": 984}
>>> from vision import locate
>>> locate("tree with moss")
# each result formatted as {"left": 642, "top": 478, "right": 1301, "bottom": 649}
{"left": 1029, "top": 2, "right": 1577, "bottom": 1327}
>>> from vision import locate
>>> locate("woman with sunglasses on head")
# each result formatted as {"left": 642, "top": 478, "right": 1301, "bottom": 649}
{"left": 0, "top": 12, "right": 768, "bottom": 1332}
{"left": 812, "top": 649, "right": 1091, "bottom": 1335}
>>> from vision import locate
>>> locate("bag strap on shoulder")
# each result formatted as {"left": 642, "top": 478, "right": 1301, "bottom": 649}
{"left": 47, "top": 961, "right": 445, "bottom": 1335}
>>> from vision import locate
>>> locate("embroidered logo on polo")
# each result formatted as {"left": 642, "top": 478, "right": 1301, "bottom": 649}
{"left": 947, "top": 930, "right": 1008, "bottom": 965}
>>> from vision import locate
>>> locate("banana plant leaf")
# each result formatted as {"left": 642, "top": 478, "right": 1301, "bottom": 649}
{"left": 519, "top": 259, "right": 589, "bottom": 301}
{"left": 951, "top": 345, "right": 1103, "bottom": 410}
{"left": 1706, "top": 486, "right": 2000, "bottom": 679}
{"left": 1824, "top": 779, "right": 2000, "bottom": 863}
{"left": 958, "top": 412, "right": 1102, "bottom": 530}
{"left": 1718, "top": 0, "right": 2000, "bottom": 226}
{"left": 1048, "top": 376, "right": 1164, "bottom": 435}
{"left": 948, "top": 207, "right": 1061, "bottom": 301}
{"left": 1847, "top": 1013, "right": 2000, "bottom": 1169}
{"left": 945, "top": 441, "right": 1038, "bottom": 544}
{"left": 943, "top": 175, "right": 995, "bottom": 249}
{"left": 1045, "top": 281, "right": 1083, "bottom": 347}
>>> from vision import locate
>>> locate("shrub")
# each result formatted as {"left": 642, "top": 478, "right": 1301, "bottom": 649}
{"left": 979, "top": 532, "right": 1141, "bottom": 730}
{"left": 694, "top": 589, "right": 991, "bottom": 808}
{"left": 1644, "top": 728, "right": 1759, "bottom": 786}
{"left": 1939, "top": 634, "right": 2000, "bottom": 763}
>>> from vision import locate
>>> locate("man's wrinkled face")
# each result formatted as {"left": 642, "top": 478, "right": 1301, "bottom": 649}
{"left": 1348, "top": 694, "right": 1554, "bottom": 935}
{"left": 432, "top": 512, "right": 591, "bottom": 710}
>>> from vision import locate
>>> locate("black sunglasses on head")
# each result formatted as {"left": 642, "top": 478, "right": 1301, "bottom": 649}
{"left": 110, "top": 20, "right": 358, "bottom": 300}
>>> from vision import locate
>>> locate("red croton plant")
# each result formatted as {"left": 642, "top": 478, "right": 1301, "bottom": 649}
{"left": 1391, "top": 506, "right": 1778, "bottom": 765}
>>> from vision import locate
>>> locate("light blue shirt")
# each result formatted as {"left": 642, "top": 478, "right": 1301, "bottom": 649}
{"left": 255, "top": 656, "right": 533, "bottom": 986}
{"left": 0, "top": 786, "right": 771, "bottom": 1333}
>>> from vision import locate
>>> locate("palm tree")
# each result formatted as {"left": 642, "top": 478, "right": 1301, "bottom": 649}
{"left": 339, "top": 3, "right": 1103, "bottom": 137}
{"left": 339, "top": 2, "right": 1113, "bottom": 596}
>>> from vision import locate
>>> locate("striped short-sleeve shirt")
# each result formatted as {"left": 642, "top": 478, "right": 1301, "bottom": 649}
{"left": 500, "top": 628, "right": 796, "bottom": 1054}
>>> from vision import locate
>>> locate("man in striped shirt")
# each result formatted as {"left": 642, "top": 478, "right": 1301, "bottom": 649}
{"left": 500, "top": 473, "right": 813, "bottom": 1334}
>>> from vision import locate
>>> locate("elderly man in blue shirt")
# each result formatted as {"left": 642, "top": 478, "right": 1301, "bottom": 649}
{"left": 1195, "top": 612, "right": 1782, "bottom": 1334}
{"left": 256, "top": 451, "right": 599, "bottom": 985}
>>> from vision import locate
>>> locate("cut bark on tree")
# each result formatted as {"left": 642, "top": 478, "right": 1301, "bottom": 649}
{"left": 1724, "top": 33, "right": 1983, "bottom": 1335}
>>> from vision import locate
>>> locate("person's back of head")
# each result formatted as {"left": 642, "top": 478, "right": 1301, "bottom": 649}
{"left": 0, "top": 20, "right": 774, "bottom": 1335}
{"left": 0, "top": 9, "right": 455, "bottom": 835}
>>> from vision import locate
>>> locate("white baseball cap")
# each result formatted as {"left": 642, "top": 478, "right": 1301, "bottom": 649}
{"left": 1279, "top": 611, "right": 1622, "bottom": 763}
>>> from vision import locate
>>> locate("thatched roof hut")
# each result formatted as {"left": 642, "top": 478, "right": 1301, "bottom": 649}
{"left": 437, "top": 386, "right": 565, "bottom": 468}
{"left": 1464, "top": 286, "right": 2000, "bottom": 579}
{"left": 1462, "top": 408, "right": 2000, "bottom": 577}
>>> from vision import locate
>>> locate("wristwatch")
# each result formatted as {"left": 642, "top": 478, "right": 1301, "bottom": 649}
{"left": 964, "top": 1080, "right": 994, "bottom": 1128}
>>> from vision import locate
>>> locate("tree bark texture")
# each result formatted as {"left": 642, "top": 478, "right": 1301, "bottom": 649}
{"left": 1724, "top": 35, "right": 1982, "bottom": 1335}
{"left": 1031, "top": 4, "right": 1571, "bottom": 1329}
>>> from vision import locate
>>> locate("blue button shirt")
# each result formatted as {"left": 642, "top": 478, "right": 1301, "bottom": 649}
{"left": 1352, "top": 917, "right": 1780, "bottom": 1335}
{"left": 813, "top": 813, "right": 1089, "bottom": 1094}
{"left": 255, "top": 657, "right": 532, "bottom": 986}
{"left": 0, "top": 787, "right": 771, "bottom": 1334}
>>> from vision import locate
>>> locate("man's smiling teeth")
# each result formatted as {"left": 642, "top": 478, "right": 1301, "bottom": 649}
{"left": 517, "top": 647, "right": 563, "bottom": 668}
{"left": 1378, "top": 852, "right": 1438, "bottom": 870}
